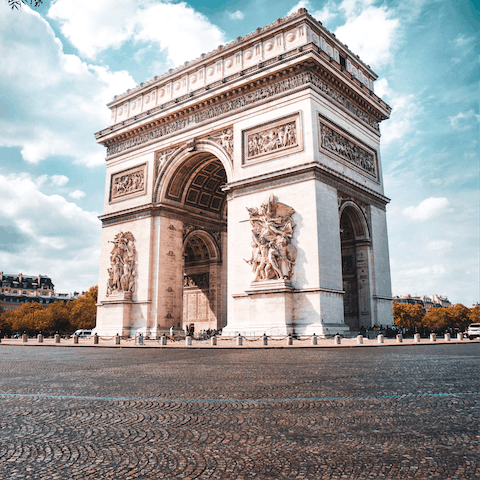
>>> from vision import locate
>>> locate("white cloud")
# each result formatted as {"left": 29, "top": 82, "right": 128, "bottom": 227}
{"left": 0, "top": 172, "right": 101, "bottom": 292}
{"left": 449, "top": 110, "right": 479, "bottom": 131}
{"left": 334, "top": 0, "right": 400, "bottom": 68}
{"left": 288, "top": 0, "right": 310, "bottom": 16}
{"left": 0, "top": 4, "right": 136, "bottom": 167}
{"left": 312, "top": 2, "right": 338, "bottom": 24}
{"left": 50, "top": 174, "right": 69, "bottom": 186}
{"left": 402, "top": 197, "right": 451, "bottom": 222}
{"left": 229, "top": 10, "right": 244, "bottom": 20}
{"left": 69, "top": 190, "right": 86, "bottom": 199}
{"left": 48, "top": 0, "right": 225, "bottom": 67}
{"left": 426, "top": 240, "right": 453, "bottom": 252}
{"left": 396, "top": 263, "right": 447, "bottom": 279}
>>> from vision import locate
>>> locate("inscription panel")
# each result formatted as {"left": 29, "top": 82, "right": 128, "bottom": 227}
{"left": 318, "top": 115, "right": 377, "bottom": 180}
{"left": 109, "top": 163, "right": 147, "bottom": 203}
{"left": 242, "top": 113, "right": 303, "bottom": 165}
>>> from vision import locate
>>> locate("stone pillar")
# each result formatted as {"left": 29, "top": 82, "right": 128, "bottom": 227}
{"left": 38, "top": 334, "right": 43, "bottom": 343}
{"left": 286, "top": 334, "right": 293, "bottom": 346}
{"left": 160, "top": 335, "right": 167, "bottom": 346}
{"left": 236, "top": 335, "right": 243, "bottom": 346}
{"left": 377, "top": 334, "right": 384, "bottom": 344}
{"left": 54, "top": 334, "right": 60, "bottom": 344}
{"left": 152, "top": 216, "right": 184, "bottom": 336}
{"left": 444, "top": 333, "right": 450, "bottom": 342}
{"left": 73, "top": 335, "right": 78, "bottom": 344}
{"left": 357, "top": 335, "right": 363, "bottom": 344}
{"left": 334, "top": 335, "right": 341, "bottom": 345}
{"left": 263, "top": 335, "right": 268, "bottom": 346}
{"left": 138, "top": 333, "right": 143, "bottom": 345}
{"left": 93, "top": 333, "right": 99, "bottom": 345}
{"left": 457, "top": 332, "right": 463, "bottom": 341}
{"left": 211, "top": 336, "right": 217, "bottom": 346}
{"left": 430, "top": 333, "right": 436, "bottom": 342}
{"left": 186, "top": 336, "right": 192, "bottom": 346}
{"left": 414, "top": 333, "right": 421, "bottom": 343}
{"left": 396, "top": 334, "right": 403, "bottom": 343}
{"left": 311, "top": 335, "right": 317, "bottom": 345}
{"left": 22, "top": 333, "right": 28, "bottom": 343}
{"left": 115, "top": 334, "right": 120, "bottom": 345}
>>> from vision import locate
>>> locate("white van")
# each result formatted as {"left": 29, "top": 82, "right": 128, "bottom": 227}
{"left": 74, "top": 329, "right": 92, "bottom": 338}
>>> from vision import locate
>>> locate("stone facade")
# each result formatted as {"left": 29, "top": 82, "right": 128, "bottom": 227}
{"left": 94, "top": 9, "right": 393, "bottom": 337}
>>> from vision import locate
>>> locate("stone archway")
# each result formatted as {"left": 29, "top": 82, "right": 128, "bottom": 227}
{"left": 340, "top": 202, "right": 372, "bottom": 331}
{"left": 153, "top": 149, "right": 228, "bottom": 335}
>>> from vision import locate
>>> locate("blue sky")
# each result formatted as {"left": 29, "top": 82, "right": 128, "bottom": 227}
{"left": 0, "top": 0, "right": 478, "bottom": 305}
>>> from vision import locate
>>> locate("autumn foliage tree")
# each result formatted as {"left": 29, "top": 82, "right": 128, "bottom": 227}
{"left": 393, "top": 302, "right": 424, "bottom": 331}
{"left": 0, "top": 286, "right": 98, "bottom": 336}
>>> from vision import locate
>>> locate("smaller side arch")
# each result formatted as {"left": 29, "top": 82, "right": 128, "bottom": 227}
{"left": 183, "top": 229, "right": 221, "bottom": 263}
{"left": 339, "top": 200, "right": 370, "bottom": 242}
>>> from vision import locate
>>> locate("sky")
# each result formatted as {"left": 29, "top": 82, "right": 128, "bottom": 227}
{"left": 0, "top": 0, "right": 478, "bottom": 306}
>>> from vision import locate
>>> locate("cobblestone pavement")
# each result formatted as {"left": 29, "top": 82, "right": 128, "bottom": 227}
{"left": 0, "top": 344, "right": 478, "bottom": 479}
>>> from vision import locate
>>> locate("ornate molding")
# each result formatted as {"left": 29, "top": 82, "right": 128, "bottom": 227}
{"left": 183, "top": 225, "right": 222, "bottom": 246}
{"left": 106, "top": 232, "right": 136, "bottom": 297}
{"left": 109, "top": 164, "right": 147, "bottom": 203}
{"left": 243, "top": 113, "right": 302, "bottom": 165}
{"left": 105, "top": 71, "right": 379, "bottom": 158}
{"left": 183, "top": 273, "right": 209, "bottom": 289}
{"left": 319, "top": 116, "right": 377, "bottom": 179}
{"left": 245, "top": 194, "right": 297, "bottom": 283}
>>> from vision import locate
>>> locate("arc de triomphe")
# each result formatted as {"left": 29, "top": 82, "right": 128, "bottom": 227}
{"left": 93, "top": 9, "right": 394, "bottom": 337}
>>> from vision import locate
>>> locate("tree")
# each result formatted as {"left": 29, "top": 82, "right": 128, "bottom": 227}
{"left": 69, "top": 286, "right": 98, "bottom": 330}
{"left": 393, "top": 302, "right": 424, "bottom": 331}
{"left": 424, "top": 307, "right": 450, "bottom": 332}
{"left": 469, "top": 304, "right": 480, "bottom": 324}
{"left": 7, "top": 0, "right": 43, "bottom": 9}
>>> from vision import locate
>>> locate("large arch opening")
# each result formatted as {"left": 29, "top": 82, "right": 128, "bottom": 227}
{"left": 160, "top": 151, "right": 228, "bottom": 335}
{"left": 340, "top": 203, "right": 371, "bottom": 331}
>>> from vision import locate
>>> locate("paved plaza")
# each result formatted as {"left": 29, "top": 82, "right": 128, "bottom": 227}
{"left": 0, "top": 343, "right": 478, "bottom": 479}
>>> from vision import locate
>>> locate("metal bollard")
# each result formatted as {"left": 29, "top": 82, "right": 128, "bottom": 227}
{"left": 311, "top": 335, "right": 317, "bottom": 345}
{"left": 211, "top": 336, "right": 217, "bottom": 346}
{"left": 93, "top": 333, "right": 99, "bottom": 345}
{"left": 377, "top": 334, "right": 384, "bottom": 344}
{"left": 287, "top": 334, "right": 293, "bottom": 346}
{"left": 55, "top": 334, "right": 60, "bottom": 344}
{"left": 357, "top": 335, "right": 363, "bottom": 345}
{"left": 236, "top": 334, "right": 243, "bottom": 346}
{"left": 414, "top": 333, "right": 421, "bottom": 343}
{"left": 115, "top": 334, "right": 120, "bottom": 345}
{"left": 263, "top": 334, "right": 268, "bottom": 346}
{"left": 160, "top": 334, "right": 167, "bottom": 346}
{"left": 444, "top": 333, "right": 451, "bottom": 342}
{"left": 73, "top": 334, "right": 78, "bottom": 344}
{"left": 334, "top": 335, "right": 341, "bottom": 345}
{"left": 22, "top": 333, "right": 28, "bottom": 343}
{"left": 186, "top": 335, "right": 192, "bottom": 346}
{"left": 38, "top": 334, "right": 43, "bottom": 343}
{"left": 457, "top": 332, "right": 463, "bottom": 341}
{"left": 430, "top": 333, "right": 436, "bottom": 342}
{"left": 138, "top": 333, "right": 143, "bottom": 345}
{"left": 396, "top": 334, "right": 403, "bottom": 343}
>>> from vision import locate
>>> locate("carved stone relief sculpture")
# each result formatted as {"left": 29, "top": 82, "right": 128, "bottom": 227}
{"left": 208, "top": 128, "right": 233, "bottom": 158}
{"left": 244, "top": 194, "right": 297, "bottom": 282}
{"left": 106, "top": 232, "right": 136, "bottom": 296}
{"left": 155, "top": 148, "right": 178, "bottom": 179}
{"left": 110, "top": 164, "right": 146, "bottom": 203}
{"left": 243, "top": 113, "right": 302, "bottom": 165}
{"left": 319, "top": 119, "right": 377, "bottom": 178}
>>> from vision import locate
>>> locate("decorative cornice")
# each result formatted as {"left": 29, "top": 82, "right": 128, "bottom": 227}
{"left": 104, "top": 69, "right": 381, "bottom": 159}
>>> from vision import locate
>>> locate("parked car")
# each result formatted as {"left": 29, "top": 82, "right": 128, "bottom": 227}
{"left": 74, "top": 329, "right": 92, "bottom": 338}
{"left": 467, "top": 323, "right": 480, "bottom": 340}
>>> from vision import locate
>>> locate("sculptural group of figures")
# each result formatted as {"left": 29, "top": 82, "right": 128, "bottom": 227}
{"left": 320, "top": 125, "right": 376, "bottom": 175}
{"left": 112, "top": 172, "right": 145, "bottom": 198}
{"left": 245, "top": 194, "right": 297, "bottom": 282}
{"left": 247, "top": 122, "right": 296, "bottom": 158}
{"left": 106, "top": 232, "right": 136, "bottom": 296}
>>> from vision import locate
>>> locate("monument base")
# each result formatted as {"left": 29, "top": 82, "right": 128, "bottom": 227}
{"left": 223, "top": 279, "right": 295, "bottom": 337}
{"left": 93, "top": 292, "right": 133, "bottom": 337}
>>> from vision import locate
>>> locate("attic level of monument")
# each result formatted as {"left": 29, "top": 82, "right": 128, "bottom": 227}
{"left": 95, "top": 10, "right": 391, "bottom": 159}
